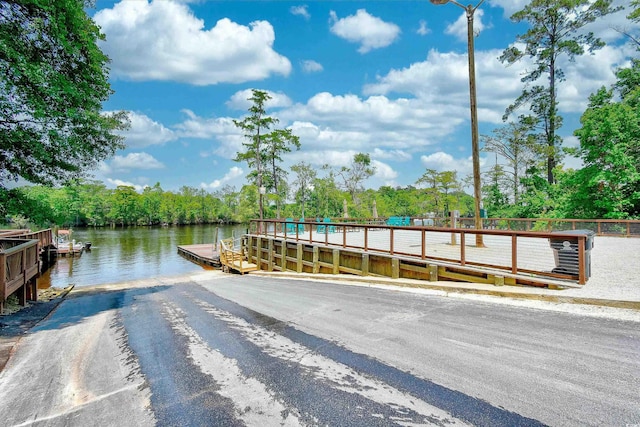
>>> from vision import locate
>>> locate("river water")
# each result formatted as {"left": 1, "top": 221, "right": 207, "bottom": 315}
{"left": 39, "top": 224, "right": 248, "bottom": 289}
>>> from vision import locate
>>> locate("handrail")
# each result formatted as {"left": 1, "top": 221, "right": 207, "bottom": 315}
{"left": 267, "top": 217, "right": 640, "bottom": 237}
{"left": 249, "top": 219, "right": 592, "bottom": 285}
{"left": 11, "top": 228, "right": 54, "bottom": 249}
{"left": 219, "top": 237, "right": 257, "bottom": 274}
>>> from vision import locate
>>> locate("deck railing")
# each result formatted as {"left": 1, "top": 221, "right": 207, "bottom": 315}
{"left": 249, "top": 219, "right": 593, "bottom": 286}
{"left": 284, "top": 217, "right": 640, "bottom": 237}
{"left": 10, "top": 228, "right": 54, "bottom": 249}
{"left": 0, "top": 238, "right": 40, "bottom": 312}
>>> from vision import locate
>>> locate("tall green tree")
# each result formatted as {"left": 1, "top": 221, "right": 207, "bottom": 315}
{"left": 263, "top": 128, "right": 300, "bottom": 218}
{"left": 233, "top": 89, "right": 300, "bottom": 220}
{"left": 310, "top": 167, "right": 342, "bottom": 218}
{"left": 482, "top": 121, "right": 537, "bottom": 204}
{"left": 482, "top": 162, "right": 510, "bottom": 216}
{"left": 336, "top": 153, "right": 375, "bottom": 206}
{"left": 78, "top": 180, "right": 110, "bottom": 226}
{"left": 416, "top": 169, "right": 464, "bottom": 215}
{"left": 233, "top": 90, "right": 274, "bottom": 221}
{"left": 438, "top": 171, "right": 461, "bottom": 215}
{"left": 108, "top": 186, "right": 140, "bottom": 226}
{"left": 415, "top": 169, "right": 442, "bottom": 214}
{"left": 500, "top": 0, "right": 618, "bottom": 184}
{"left": 214, "top": 185, "right": 239, "bottom": 221}
{"left": 0, "top": 0, "right": 129, "bottom": 188}
{"left": 565, "top": 62, "right": 640, "bottom": 218}
{"left": 140, "top": 183, "right": 164, "bottom": 226}
{"left": 617, "top": 0, "right": 640, "bottom": 48}
{"left": 291, "top": 161, "right": 316, "bottom": 218}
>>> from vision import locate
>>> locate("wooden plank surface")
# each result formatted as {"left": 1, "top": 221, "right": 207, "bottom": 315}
{"left": 178, "top": 244, "right": 221, "bottom": 267}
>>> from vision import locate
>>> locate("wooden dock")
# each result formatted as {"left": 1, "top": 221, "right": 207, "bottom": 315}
{"left": 177, "top": 244, "right": 221, "bottom": 268}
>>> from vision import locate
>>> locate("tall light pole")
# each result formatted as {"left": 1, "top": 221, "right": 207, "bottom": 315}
{"left": 429, "top": 0, "right": 484, "bottom": 247}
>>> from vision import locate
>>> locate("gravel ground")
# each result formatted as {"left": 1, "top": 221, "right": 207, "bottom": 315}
{"left": 559, "top": 236, "right": 640, "bottom": 301}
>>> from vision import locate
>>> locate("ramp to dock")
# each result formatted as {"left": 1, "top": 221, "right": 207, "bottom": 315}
{"left": 219, "top": 238, "right": 258, "bottom": 274}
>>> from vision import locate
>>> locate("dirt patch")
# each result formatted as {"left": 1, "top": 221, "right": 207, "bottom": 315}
{"left": 1, "top": 286, "right": 72, "bottom": 316}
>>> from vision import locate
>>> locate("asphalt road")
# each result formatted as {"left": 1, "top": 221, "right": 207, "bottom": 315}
{"left": 0, "top": 273, "right": 638, "bottom": 426}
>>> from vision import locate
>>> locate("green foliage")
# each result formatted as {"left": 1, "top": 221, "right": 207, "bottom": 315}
{"left": 563, "top": 62, "right": 640, "bottom": 218}
{"left": 336, "top": 153, "right": 375, "bottom": 206}
{"left": 2, "top": 181, "right": 243, "bottom": 228}
{"left": 631, "top": 0, "right": 640, "bottom": 21}
{"left": 482, "top": 121, "right": 537, "bottom": 203}
{"left": 415, "top": 169, "right": 469, "bottom": 216}
{"left": 0, "top": 0, "right": 129, "bottom": 188}
{"left": 307, "top": 168, "right": 343, "bottom": 218}
{"left": 233, "top": 89, "right": 300, "bottom": 218}
{"left": 291, "top": 162, "right": 316, "bottom": 218}
{"left": 500, "top": 0, "right": 619, "bottom": 184}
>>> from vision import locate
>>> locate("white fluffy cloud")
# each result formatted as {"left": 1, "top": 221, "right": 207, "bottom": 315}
{"left": 290, "top": 5, "right": 310, "bottom": 20}
{"left": 445, "top": 8, "right": 489, "bottom": 41}
{"left": 121, "top": 111, "right": 177, "bottom": 149}
{"left": 226, "top": 89, "right": 293, "bottom": 110}
{"left": 301, "top": 60, "right": 324, "bottom": 73}
{"left": 94, "top": 0, "right": 291, "bottom": 85}
{"left": 363, "top": 49, "right": 519, "bottom": 116}
{"left": 417, "top": 20, "right": 430, "bottom": 36}
{"left": 105, "top": 179, "right": 147, "bottom": 192}
{"left": 272, "top": 92, "right": 467, "bottom": 161}
{"left": 329, "top": 9, "right": 401, "bottom": 54}
{"left": 420, "top": 151, "right": 485, "bottom": 184}
{"left": 371, "top": 148, "right": 412, "bottom": 162}
{"left": 284, "top": 92, "right": 461, "bottom": 137}
{"left": 200, "top": 166, "right": 244, "bottom": 190}
{"left": 175, "top": 109, "right": 239, "bottom": 140}
{"left": 488, "top": 0, "right": 529, "bottom": 17}
{"left": 111, "top": 153, "right": 165, "bottom": 171}
{"left": 364, "top": 44, "right": 625, "bottom": 125}
{"left": 372, "top": 160, "right": 398, "bottom": 184}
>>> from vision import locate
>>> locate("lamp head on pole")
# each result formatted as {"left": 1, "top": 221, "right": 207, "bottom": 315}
{"left": 429, "top": 0, "right": 450, "bottom": 4}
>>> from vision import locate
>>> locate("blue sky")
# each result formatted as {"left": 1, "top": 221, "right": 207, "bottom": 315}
{"left": 88, "top": 0, "right": 638, "bottom": 193}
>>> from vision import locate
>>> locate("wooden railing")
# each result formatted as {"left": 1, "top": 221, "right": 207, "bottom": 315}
{"left": 0, "top": 228, "right": 54, "bottom": 249}
{"left": 219, "top": 237, "right": 257, "bottom": 274}
{"left": 11, "top": 228, "right": 54, "bottom": 249}
{"left": 0, "top": 238, "right": 40, "bottom": 312}
{"left": 283, "top": 217, "right": 640, "bottom": 237}
{"left": 249, "top": 219, "right": 593, "bottom": 286}
{"left": 455, "top": 217, "right": 640, "bottom": 237}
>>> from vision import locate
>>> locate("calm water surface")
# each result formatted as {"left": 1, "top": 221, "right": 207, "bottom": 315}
{"left": 39, "top": 224, "right": 247, "bottom": 289}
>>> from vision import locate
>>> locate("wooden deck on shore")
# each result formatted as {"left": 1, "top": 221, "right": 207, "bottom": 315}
{"left": 177, "top": 244, "right": 221, "bottom": 268}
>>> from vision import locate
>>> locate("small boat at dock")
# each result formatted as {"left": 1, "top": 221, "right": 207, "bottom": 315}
{"left": 54, "top": 229, "right": 84, "bottom": 257}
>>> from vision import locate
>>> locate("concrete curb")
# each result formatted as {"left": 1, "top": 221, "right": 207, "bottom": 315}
{"left": 250, "top": 271, "right": 640, "bottom": 311}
